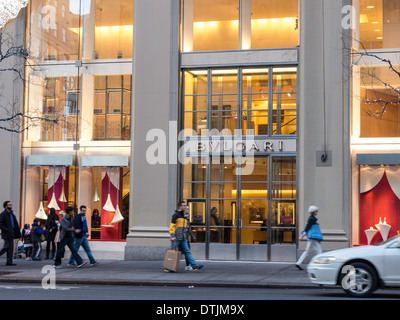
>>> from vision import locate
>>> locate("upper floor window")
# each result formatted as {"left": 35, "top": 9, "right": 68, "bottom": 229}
{"left": 182, "top": 67, "right": 297, "bottom": 137}
{"left": 28, "top": 0, "right": 134, "bottom": 62}
{"left": 181, "top": 0, "right": 299, "bottom": 52}
{"left": 359, "top": 0, "right": 400, "bottom": 49}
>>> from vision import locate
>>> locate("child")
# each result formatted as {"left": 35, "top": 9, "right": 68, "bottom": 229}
{"left": 21, "top": 224, "right": 33, "bottom": 260}
{"left": 31, "top": 218, "right": 46, "bottom": 261}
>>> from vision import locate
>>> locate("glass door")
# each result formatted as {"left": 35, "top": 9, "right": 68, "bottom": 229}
{"left": 237, "top": 157, "right": 269, "bottom": 261}
{"left": 207, "top": 158, "right": 239, "bottom": 260}
{"left": 183, "top": 155, "right": 296, "bottom": 261}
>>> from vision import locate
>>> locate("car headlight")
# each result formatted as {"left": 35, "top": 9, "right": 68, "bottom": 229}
{"left": 312, "top": 256, "right": 337, "bottom": 264}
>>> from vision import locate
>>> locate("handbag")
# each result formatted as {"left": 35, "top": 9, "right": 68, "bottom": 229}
{"left": 307, "top": 224, "right": 323, "bottom": 241}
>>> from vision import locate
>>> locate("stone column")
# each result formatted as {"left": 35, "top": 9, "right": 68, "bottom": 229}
{"left": 298, "top": 0, "right": 351, "bottom": 252}
{"left": 125, "top": 0, "right": 180, "bottom": 260}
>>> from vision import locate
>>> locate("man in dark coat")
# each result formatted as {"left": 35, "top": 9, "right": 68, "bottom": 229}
{"left": 0, "top": 201, "right": 21, "bottom": 265}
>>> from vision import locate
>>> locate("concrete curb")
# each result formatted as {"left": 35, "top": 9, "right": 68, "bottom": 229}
{"left": 0, "top": 276, "right": 322, "bottom": 289}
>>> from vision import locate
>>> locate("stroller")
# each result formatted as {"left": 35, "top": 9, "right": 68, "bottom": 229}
{"left": 13, "top": 240, "right": 26, "bottom": 259}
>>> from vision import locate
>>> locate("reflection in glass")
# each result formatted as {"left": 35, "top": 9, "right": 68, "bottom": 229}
{"left": 358, "top": 65, "right": 400, "bottom": 137}
{"left": 28, "top": 0, "right": 134, "bottom": 62}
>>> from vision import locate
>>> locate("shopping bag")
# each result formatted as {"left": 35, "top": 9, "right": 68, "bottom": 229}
{"left": 163, "top": 244, "right": 182, "bottom": 272}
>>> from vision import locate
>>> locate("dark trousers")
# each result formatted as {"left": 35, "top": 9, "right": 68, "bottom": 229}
{"left": 0, "top": 238, "right": 14, "bottom": 264}
{"left": 32, "top": 242, "right": 41, "bottom": 259}
{"left": 46, "top": 240, "right": 56, "bottom": 259}
{"left": 54, "top": 237, "right": 83, "bottom": 266}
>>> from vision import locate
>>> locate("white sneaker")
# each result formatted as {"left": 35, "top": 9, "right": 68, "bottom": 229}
{"left": 185, "top": 266, "right": 193, "bottom": 271}
{"left": 77, "top": 261, "right": 88, "bottom": 268}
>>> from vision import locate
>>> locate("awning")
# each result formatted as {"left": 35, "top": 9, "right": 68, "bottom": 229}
{"left": 80, "top": 156, "right": 129, "bottom": 167}
{"left": 26, "top": 155, "right": 73, "bottom": 166}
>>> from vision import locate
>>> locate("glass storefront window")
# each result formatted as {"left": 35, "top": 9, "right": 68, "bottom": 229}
{"left": 272, "top": 68, "right": 297, "bottom": 135}
{"left": 28, "top": 0, "right": 134, "bottom": 62}
{"left": 93, "top": 75, "right": 132, "bottom": 140}
{"left": 182, "top": 0, "right": 239, "bottom": 52}
{"left": 29, "top": 0, "right": 80, "bottom": 61}
{"left": 249, "top": 0, "right": 298, "bottom": 49}
{"left": 181, "top": 0, "right": 298, "bottom": 52}
{"left": 242, "top": 69, "right": 269, "bottom": 135}
{"left": 359, "top": 0, "right": 400, "bottom": 49}
{"left": 183, "top": 67, "right": 297, "bottom": 137}
{"left": 25, "top": 75, "right": 81, "bottom": 142}
{"left": 21, "top": 164, "right": 78, "bottom": 226}
{"left": 357, "top": 65, "right": 400, "bottom": 137}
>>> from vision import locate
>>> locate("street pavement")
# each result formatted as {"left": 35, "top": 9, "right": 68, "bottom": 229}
{"left": 0, "top": 257, "right": 318, "bottom": 289}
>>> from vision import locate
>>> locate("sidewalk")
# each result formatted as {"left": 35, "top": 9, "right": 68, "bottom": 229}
{"left": 0, "top": 258, "right": 317, "bottom": 289}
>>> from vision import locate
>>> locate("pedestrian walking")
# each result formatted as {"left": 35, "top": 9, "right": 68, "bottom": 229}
{"left": 53, "top": 206, "right": 87, "bottom": 269}
{"left": 0, "top": 201, "right": 21, "bottom": 265}
{"left": 21, "top": 224, "right": 33, "bottom": 260}
{"left": 45, "top": 207, "right": 59, "bottom": 260}
{"left": 165, "top": 201, "right": 203, "bottom": 272}
{"left": 295, "top": 205, "right": 323, "bottom": 270}
{"left": 31, "top": 218, "right": 46, "bottom": 261}
{"left": 54, "top": 210, "right": 65, "bottom": 260}
{"left": 183, "top": 204, "right": 195, "bottom": 271}
{"left": 68, "top": 205, "right": 98, "bottom": 267}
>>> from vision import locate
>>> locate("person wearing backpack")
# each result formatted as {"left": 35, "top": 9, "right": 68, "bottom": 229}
{"left": 31, "top": 218, "right": 46, "bottom": 261}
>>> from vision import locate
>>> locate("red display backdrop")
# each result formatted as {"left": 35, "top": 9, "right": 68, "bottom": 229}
{"left": 360, "top": 171, "right": 400, "bottom": 245}
{"left": 47, "top": 167, "right": 69, "bottom": 218}
{"left": 100, "top": 169, "right": 122, "bottom": 240}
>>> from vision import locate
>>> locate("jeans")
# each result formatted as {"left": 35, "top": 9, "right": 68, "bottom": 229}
{"left": 173, "top": 239, "right": 198, "bottom": 267}
{"left": 68, "top": 236, "right": 96, "bottom": 264}
{"left": 54, "top": 236, "right": 83, "bottom": 266}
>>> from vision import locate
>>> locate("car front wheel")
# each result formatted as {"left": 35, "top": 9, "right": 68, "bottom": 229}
{"left": 340, "top": 262, "right": 379, "bottom": 298}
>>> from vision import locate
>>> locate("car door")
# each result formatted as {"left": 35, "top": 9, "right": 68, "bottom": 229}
{"left": 382, "top": 240, "right": 400, "bottom": 285}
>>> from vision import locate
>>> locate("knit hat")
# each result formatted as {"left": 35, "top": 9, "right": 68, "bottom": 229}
{"left": 308, "top": 205, "right": 319, "bottom": 214}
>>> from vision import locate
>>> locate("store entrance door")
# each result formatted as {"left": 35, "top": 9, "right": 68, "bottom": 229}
{"left": 186, "top": 156, "right": 296, "bottom": 262}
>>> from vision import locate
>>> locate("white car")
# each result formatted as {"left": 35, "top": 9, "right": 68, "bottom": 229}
{"left": 307, "top": 235, "right": 400, "bottom": 297}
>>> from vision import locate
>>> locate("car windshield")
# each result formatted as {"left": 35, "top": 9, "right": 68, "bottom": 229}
{"left": 373, "top": 234, "right": 400, "bottom": 246}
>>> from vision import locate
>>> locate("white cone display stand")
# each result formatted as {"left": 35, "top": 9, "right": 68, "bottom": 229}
{"left": 35, "top": 202, "right": 47, "bottom": 220}
{"left": 365, "top": 228, "right": 378, "bottom": 245}
{"left": 376, "top": 222, "right": 391, "bottom": 241}
{"left": 111, "top": 205, "right": 124, "bottom": 224}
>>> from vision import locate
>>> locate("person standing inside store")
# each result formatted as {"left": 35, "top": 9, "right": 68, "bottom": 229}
{"left": 53, "top": 206, "right": 87, "bottom": 269}
{"left": 165, "top": 201, "right": 203, "bottom": 272}
{"left": 295, "top": 205, "right": 323, "bottom": 270}
{"left": 68, "top": 205, "right": 98, "bottom": 267}
{"left": 0, "top": 201, "right": 21, "bottom": 266}
{"left": 45, "top": 207, "right": 59, "bottom": 260}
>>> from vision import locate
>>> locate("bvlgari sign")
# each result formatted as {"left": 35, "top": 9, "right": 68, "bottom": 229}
{"left": 186, "top": 139, "right": 297, "bottom": 154}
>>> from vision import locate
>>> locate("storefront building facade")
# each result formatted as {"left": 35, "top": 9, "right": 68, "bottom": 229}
{"left": 4, "top": 0, "right": 400, "bottom": 262}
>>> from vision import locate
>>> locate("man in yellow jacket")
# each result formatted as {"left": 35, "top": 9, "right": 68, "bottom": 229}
{"left": 166, "top": 201, "right": 203, "bottom": 272}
